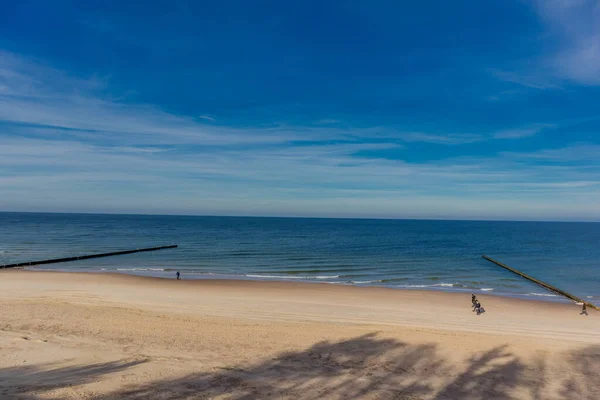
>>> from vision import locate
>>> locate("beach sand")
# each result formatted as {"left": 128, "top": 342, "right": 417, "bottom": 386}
{"left": 1, "top": 270, "right": 599, "bottom": 399}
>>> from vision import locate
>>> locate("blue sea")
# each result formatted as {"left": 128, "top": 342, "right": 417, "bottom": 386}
{"left": 1, "top": 212, "right": 599, "bottom": 306}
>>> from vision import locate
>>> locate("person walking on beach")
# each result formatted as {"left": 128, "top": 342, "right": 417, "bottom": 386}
{"left": 581, "top": 303, "right": 588, "bottom": 316}
{"left": 176, "top": 270, "right": 181, "bottom": 280}
{"left": 471, "top": 294, "right": 478, "bottom": 311}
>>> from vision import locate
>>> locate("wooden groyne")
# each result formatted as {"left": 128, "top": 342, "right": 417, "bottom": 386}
{"left": 0, "top": 245, "right": 178, "bottom": 269}
{"left": 482, "top": 255, "right": 598, "bottom": 311}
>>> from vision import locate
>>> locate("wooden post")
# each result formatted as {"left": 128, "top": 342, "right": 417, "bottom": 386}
{"left": 482, "top": 255, "right": 598, "bottom": 311}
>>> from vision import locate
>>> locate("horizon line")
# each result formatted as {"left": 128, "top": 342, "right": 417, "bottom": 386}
{"left": 1, "top": 210, "right": 598, "bottom": 224}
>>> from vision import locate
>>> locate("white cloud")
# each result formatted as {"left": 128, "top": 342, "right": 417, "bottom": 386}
{"left": 526, "top": 181, "right": 600, "bottom": 188}
{"left": 397, "top": 132, "right": 482, "bottom": 145}
{"left": 0, "top": 51, "right": 484, "bottom": 149}
{"left": 494, "top": 1, "right": 600, "bottom": 87}
{"left": 493, "top": 124, "right": 554, "bottom": 139}
{"left": 315, "top": 118, "right": 341, "bottom": 125}
{"left": 0, "top": 51, "right": 315, "bottom": 146}
{"left": 532, "top": 0, "right": 600, "bottom": 85}
{"left": 1, "top": 51, "right": 599, "bottom": 220}
{"left": 502, "top": 143, "right": 600, "bottom": 161}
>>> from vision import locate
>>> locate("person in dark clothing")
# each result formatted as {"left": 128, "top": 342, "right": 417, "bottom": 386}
{"left": 176, "top": 270, "right": 181, "bottom": 280}
{"left": 471, "top": 294, "right": 478, "bottom": 311}
{"left": 581, "top": 303, "right": 588, "bottom": 315}
{"left": 475, "top": 301, "right": 483, "bottom": 315}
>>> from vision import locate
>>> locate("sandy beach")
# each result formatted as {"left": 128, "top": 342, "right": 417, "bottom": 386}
{"left": 1, "top": 270, "right": 599, "bottom": 399}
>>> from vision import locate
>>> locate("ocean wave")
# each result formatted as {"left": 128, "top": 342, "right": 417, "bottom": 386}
{"left": 255, "top": 268, "right": 357, "bottom": 275}
{"left": 394, "top": 284, "right": 430, "bottom": 288}
{"left": 245, "top": 274, "right": 339, "bottom": 280}
{"left": 115, "top": 268, "right": 166, "bottom": 272}
{"left": 394, "top": 283, "right": 458, "bottom": 289}
{"left": 351, "top": 280, "right": 382, "bottom": 284}
{"left": 225, "top": 251, "right": 264, "bottom": 256}
{"left": 391, "top": 283, "right": 494, "bottom": 291}
{"left": 527, "top": 293, "right": 558, "bottom": 297}
{"left": 379, "top": 278, "right": 410, "bottom": 283}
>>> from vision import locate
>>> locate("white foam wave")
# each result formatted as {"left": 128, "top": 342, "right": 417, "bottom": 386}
{"left": 115, "top": 268, "right": 166, "bottom": 272}
{"left": 394, "top": 284, "right": 432, "bottom": 288}
{"left": 352, "top": 280, "right": 382, "bottom": 284}
{"left": 245, "top": 274, "right": 339, "bottom": 280}
{"left": 425, "top": 283, "right": 457, "bottom": 288}
{"left": 245, "top": 274, "right": 303, "bottom": 279}
{"left": 393, "top": 283, "right": 490, "bottom": 291}
{"left": 527, "top": 292, "right": 558, "bottom": 297}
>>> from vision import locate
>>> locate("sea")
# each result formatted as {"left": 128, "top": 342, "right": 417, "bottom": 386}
{"left": 1, "top": 212, "right": 599, "bottom": 306}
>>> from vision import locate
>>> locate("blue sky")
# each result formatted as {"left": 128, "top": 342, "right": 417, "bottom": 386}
{"left": 1, "top": 1, "right": 599, "bottom": 220}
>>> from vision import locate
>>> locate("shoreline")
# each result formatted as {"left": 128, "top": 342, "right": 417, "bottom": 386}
{"left": 22, "top": 266, "right": 581, "bottom": 305}
{"left": 3, "top": 268, "right": 596, "bottom": 317}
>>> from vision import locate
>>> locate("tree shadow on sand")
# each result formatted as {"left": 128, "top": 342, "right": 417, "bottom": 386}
{"left": 0, "top": 358, "right": 147, "bottom": 400}
{"left": 2, "top": 334, "right": 599, "bottom": 399}
{"left": 557, "top": 346, "right": 600, "bottom": 400}
{"left": 111, "top": 333, "right": 448, "bottom": 400}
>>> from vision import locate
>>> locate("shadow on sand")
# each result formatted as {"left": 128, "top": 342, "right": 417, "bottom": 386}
{"left": 2, "top": 333, "right": 599, "bottom": 399}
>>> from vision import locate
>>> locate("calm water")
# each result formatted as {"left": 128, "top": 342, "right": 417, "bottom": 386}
{"left": 1, "top": 212, "right": 599, "bottom": 305}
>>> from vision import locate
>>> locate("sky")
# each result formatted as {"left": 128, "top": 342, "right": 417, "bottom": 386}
{"left": 1, "top": 0, "right": 600, "bottom": 221}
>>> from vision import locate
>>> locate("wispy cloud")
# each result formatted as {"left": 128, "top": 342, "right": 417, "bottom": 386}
{"left": 0, "top": 51, "right": 475, "bottom": 149}
{"left": 493, "top": 124, "right": 555, "bottom": 139}
{"left": 502, "top": 143, "right": 600, "bottom": 162}
{"left": 532, "top": 0, "right": 600, "bottom": 85}
{"left": 0, "top": 50, "right": 310, "bottom": 146}
{"left": 315, "top": 118, "right": 341, "bottom": 125}
{"left": 1, "top": 133, "right": 599, "bottom": 219}
{"left": 1, "top": 51, "right": 599, "bottom": 220}
{"left": 489, "top": 69, "right": 560, "bottom": 90}
{"left": 492, "top": 1, "right": 600, "bottom": 88}
{"left": 397, "top": 132, "right": 483, "bottom": 145}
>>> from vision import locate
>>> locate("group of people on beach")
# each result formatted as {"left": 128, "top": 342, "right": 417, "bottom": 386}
{"left": 470, "top": 294, "right": 591, "bottom": 316}
{"left": 471, "top": 294, "right": 484, "bottom": 315}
